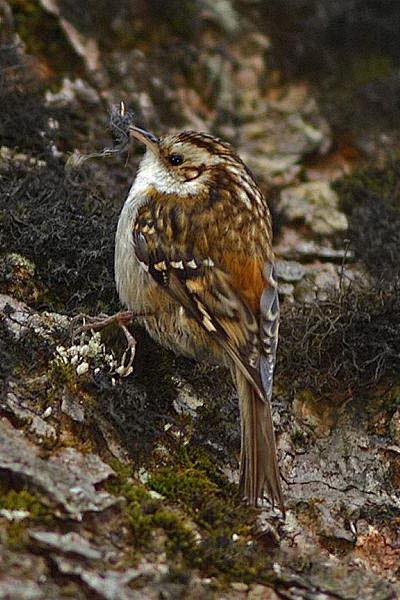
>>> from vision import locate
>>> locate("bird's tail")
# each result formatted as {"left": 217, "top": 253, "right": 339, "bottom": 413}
{"left": 236, "top": 368, "right": 284, "bottom": 513}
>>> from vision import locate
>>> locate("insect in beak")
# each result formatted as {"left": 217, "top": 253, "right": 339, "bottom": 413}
{"left": 116, "top": 101, "right": 158, "bottom": 154}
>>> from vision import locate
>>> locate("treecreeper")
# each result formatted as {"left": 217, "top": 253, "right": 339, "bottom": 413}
{"left": 113, "top": 121, "right": 284, "bottom": 512}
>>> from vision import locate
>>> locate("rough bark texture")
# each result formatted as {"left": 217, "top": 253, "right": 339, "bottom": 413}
{"left": 1, "top": 1, "right": 400, "bottom": 598}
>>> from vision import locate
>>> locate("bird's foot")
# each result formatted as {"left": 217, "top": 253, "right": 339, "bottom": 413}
{"left": 115, "top": 321, "right": 137, "bottom": 377}
{"left": 70, "top": 311, "right": 137, "bottom": 378}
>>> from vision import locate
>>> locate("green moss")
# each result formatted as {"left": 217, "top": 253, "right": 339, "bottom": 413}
{"left": 152, "top": 510, "right": 197, "bottom": 559}
{"left": 0, "top": 482, "right": 53, "bottom": 549}
{"left": 149, "top": 446, "right": 253, "bottom": 532}
{"left": 148, "top": 448, "right": 275, "bottom": 582}
{"left": 150, "top": 467, "right": 219, "bottom": 513}
{"left": 105, "top": 457, "right": 275, "bottom": 585}
{"left": 48, "top": 360, "right": 77, "bottom": 389}
{"left": 0, "top": 487, "right": 48, "bottom": 518}
{"left": 194, "top": 537, "right": 274, "bottom": 583}
{"left": 104, "top": 460, "right": 196, "bottom": 557}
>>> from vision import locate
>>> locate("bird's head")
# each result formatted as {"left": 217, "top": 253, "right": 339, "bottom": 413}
{"left": 130, "top": 126, "right": 240, "bottom": 196}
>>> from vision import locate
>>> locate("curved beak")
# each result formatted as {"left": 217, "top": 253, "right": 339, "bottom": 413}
{"left": 129, "top": 126, "right": 159, "bottom": 154}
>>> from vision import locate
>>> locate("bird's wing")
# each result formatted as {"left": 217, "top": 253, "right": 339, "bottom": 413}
{"left": 132, "top": 214, "right": 266, "bottom": 397}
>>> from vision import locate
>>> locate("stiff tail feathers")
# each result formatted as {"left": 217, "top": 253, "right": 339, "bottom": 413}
{"left": 236, "top": 368, "right": 284, "bottom": 513}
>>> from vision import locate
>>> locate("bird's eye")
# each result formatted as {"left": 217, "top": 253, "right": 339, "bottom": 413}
{"left": 169, "top": 154, "right": 184, "bottom": 166}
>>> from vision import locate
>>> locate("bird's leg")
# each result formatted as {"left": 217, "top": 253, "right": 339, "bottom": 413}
{"left": 70, "top": 310, "right": 150, "bottom": 378}
{"left": 71, "top": 310, "right": 137, "bottom": 335}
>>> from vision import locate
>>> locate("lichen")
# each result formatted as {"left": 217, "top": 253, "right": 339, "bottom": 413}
{"left": 53, "top": 331, "right": 123, "bottom": 379}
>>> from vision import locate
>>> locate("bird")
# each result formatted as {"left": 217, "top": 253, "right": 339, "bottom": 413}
{"left": 114, "top": 123, "right": 283, "bottom": 511}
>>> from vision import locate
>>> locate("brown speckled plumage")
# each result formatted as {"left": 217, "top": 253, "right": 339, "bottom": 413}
{"left": 115, "top": 128, "right": 283, "bottom": 511}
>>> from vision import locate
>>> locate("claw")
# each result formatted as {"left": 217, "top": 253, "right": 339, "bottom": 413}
{"left": 70, "top": 310, "right": 138, "bottom": 377}
{"left": 115, "top": 323, "right": 136, "bottom": 377}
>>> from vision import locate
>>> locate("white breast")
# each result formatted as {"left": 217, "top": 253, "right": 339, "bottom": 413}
{"left": 114, "top": 147, "right": 205, "bottom": 310}
{"left": 114, "top": 180, "right": 149, "bottom": 311}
